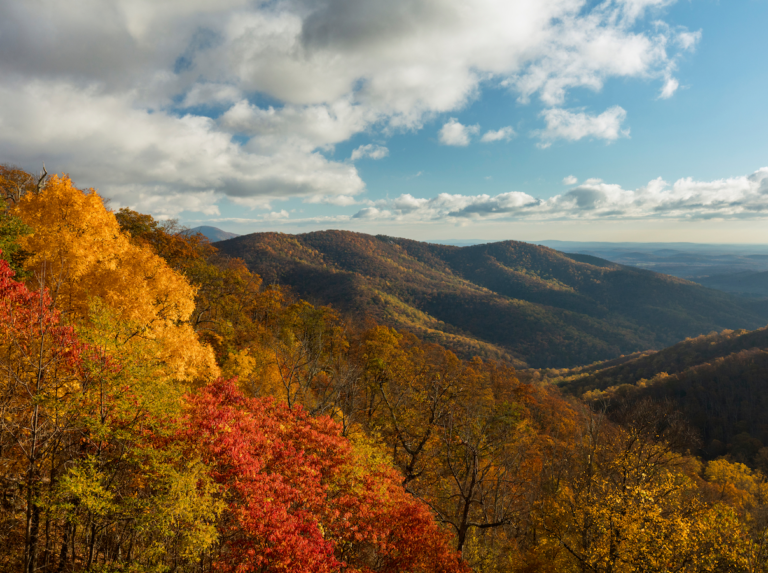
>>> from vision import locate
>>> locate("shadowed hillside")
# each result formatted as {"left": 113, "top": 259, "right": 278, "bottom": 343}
{"left": 558, "top": 327, "right": 768, "bottom": 469}
{"left": 216, "top": 230, "right": 768, "bottom": 368}
{"left": 695, "top": 270, "right": 768, "bottom": 297}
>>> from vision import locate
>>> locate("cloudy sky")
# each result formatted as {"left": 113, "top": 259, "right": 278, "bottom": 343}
{"left": 2, "top": 0, "right": 768, "bottom": 243}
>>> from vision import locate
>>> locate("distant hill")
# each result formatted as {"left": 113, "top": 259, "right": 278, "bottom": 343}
{"left": 538, "top": 240, "right": 768, "bottom": 280}
{"left": 557, "top": 327, "right": 768, "bottom": 467}
{"left": 694, "top": 270, "right": 768, "bottom": 297}
{"left": 215, "top": 230, "right": 768, "bottom": 368}
{"left": 188, "top": 226, "right": 240, "bottom": 242}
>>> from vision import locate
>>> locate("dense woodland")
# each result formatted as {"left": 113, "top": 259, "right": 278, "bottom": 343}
{"left": 216, "top": 230, "right": 768, "bottom": 368}
{"left": 1, "top": 165, "right": 768, "bottom": 572}
{"left": 557, "top": 327, "right": 768, "bottom": 473}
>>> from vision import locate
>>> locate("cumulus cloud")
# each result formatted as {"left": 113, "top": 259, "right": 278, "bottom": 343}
{"left": 347, "top": 168, "right": 768, "bottom": 222}
{"left": 350, "top": 144, "right": 389, "bottom": 161}
{"left": 353, "top": 207, "right": 393, "bottom": 220}
{"left": 263, "top": 210, "right": 290, "bottom": 220}
{"left": 304, "top": 194, "right": 359, "bottom": 206}
{"left": 537, "top": 106, "right": 630, "bottom": 147}
{"left": 563, "top": 175, "right": 578, "bottom": 185}
{"left": 439, "top": 118, "right": 480, "bottom": 146}
{"left": 180, "top": 83, "right": 243, "bottom": 108}
{"left": 0, "top": 80, "right": 364, "bottom": 216}
{"left": 0, "top": 0, "right": 699, "bottom": 215}
{"left": 220, "top": 98, "right": 378, "bottom": 150}
{"left": 676, "top": 29, "right": 702, "bottom": 51}
{"left": 481, "top": 127, "right": 516, "bottom": 142}
{"left": 659, "top": 77, "right": 679, "bottom": 99}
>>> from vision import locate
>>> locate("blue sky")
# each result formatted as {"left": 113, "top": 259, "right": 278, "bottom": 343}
{"left": 2, "top": 0, "right": 768, "bottom": 242}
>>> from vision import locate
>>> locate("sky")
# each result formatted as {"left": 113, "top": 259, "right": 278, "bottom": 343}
{"left": 2, "top": 0, "right": 768, "bottom": 243}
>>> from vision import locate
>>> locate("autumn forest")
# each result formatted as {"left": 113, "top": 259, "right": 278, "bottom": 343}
{"left": 2, "top": 166, "right": 768, "bottom": 573}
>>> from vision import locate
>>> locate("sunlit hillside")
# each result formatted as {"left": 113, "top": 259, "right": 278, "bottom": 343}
{"left": 217, "top": 230, "right": 768, "bottom": 368}
{"left": 2, "top": 167, "right": 767, "bottom": 572}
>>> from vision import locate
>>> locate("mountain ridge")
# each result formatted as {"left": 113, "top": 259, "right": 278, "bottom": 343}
{"left": 216, "top": 230, "right": 768, "bottom": 368}
{"left": 188, "top": 225, "right": 240, "bottom": 242}
{"left": 557, "top": 326, "right": 768, "bottom": 468}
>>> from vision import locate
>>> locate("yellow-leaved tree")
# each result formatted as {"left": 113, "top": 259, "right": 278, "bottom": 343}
{"left": 14, "top": 174, "right": 218, "bottom": 382}
{"left": 533, "top": 402, "right": 753, "bottom": 573}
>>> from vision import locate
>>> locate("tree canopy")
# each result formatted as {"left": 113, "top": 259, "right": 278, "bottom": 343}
{"left": 1, "top": 166, "right": 767, "bottom": 573}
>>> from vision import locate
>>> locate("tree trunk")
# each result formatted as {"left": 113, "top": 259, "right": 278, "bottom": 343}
{"left": 25, "top": 493, "right": 41, "bottom": 573}
{"left": 87, "top": 522, "right": 97, "bottom": 569}
{"left": 57, "top": 521, "right": 70, "bottom": 573}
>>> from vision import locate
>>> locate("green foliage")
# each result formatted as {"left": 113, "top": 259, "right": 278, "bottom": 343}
{"left": 0, "top": 210, "right": 32, "bottom": 277}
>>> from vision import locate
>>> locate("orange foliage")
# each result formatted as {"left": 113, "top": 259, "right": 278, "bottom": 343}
{"left": 14, "top": 175, "right": 218, "bottom": 381}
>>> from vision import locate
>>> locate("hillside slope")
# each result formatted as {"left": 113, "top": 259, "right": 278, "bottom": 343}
{"left": 188, "top": 225, "right": 240, "bottom": 242}
{"left": 695, "top": 269, "right": 768, "bottom": 297}
{"left": 558, "top": 327, "right": 768, "bottom": 467}
{"left": 216, "top": 230, "right": 768, "bottom": 368}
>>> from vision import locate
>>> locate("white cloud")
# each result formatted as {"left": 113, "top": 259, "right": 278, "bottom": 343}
{"left": 481, "top": 126, "right": 516, "bottom": 142}
{"left": 439, "top": 118, "right": 480, "bottom": 146}
{"left": 676, "top": 29, "right": 702, "bottom": 51}
{"left": 353, "top": 207, "right": 393, "bottom": 220}
{"left": 350, "top": 144, "right": 390, "bottom": 161}
{"left": 180, "top": 83, "right": 243, "bottom": 108}
{"left": 0, "top": 80, "right": 364, "bottom": 216}
{"left": 304, "top": 194, "right": 359, "bottom": 206}
{"left": 563, "top": 175, "right": 578, "bottom": 185}
{"left": 659, "top": 77, "right": 679, "bottom": 99}
{"left": 183, "top": 168, "right": 768, "bottom": 229}
{"left": 0, "top": 0, "right": 699, "bottom": 215}
{"left": 619, "top": 0, "right": 677, "bottom": 21}
{"left": 220, "top": 98, "right": 378, "bottom": 150}
{"left": 344, "top": 168, "right": 768, "bottom": 222}
{"left": 537, "top": 106, "right": 629, "bottom": 147}
{"left": 0, "top": 1, "right": 695, "bottom": 116}
{"left": 264, "top": 210, "right": 290, "bottom": 220}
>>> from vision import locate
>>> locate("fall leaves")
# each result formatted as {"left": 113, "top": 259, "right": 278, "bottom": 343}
{"left": 183, "top": 378, "right": 467, "bottom": 573}
{"left": 2, "top": 167, "right": 768, "bottom": 573}
{"left": 0, "top": 170, "right": 467, "bottom": 573}
{"left": 14, "top": 176, "right": 219, "bottom": 382}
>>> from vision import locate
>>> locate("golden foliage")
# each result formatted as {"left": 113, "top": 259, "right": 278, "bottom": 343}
{"left": 15, "top": 175, "right": 218, "bottom": 381}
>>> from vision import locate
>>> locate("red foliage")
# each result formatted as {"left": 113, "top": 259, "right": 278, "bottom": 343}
{"left": 0, "top": 252, "right": 81, "bottom": 365}
{"left": 182, "top": 378, "right": 468, "bottom": 573}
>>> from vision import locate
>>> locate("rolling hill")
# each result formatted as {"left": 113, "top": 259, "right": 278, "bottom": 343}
{"left": 188, "top": 225, "right": 241, "bottom": 242}
{"left": 557, "top": 327, "right": 768, "bottom": 468}
{"left": 215, "top": 230, "right": 768, "bottom": 368}
{"left": 695, "top": 270, "right": 768, "bottom": 297}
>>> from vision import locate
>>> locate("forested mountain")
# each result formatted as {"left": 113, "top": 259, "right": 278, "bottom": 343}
{"left": 2, "top": 166, "right": 768, "bottom": 572}
{"left": 696, "top": 270, "right": 768, "bottom": 297}
{"left": 187, "top": 225, "right": 240, "bottom": 242}
{"left": 558, "top": 327, "right": 768, "bottom": 471}
{"left": 216, "top": 230, "right": 768, "bottom": 368}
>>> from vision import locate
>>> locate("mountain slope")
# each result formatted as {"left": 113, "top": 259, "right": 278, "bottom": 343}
{"left": 695, "top": 270, "right": 768, "bottom": 297}
{"left": 558, "top": 327, "right": 768, "bottom": 467}
{"left": 189, "top": 225, "right": 240, "bottom": 242}
{"left": 216, "top": 230, "right": 768, "bottom": 368}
